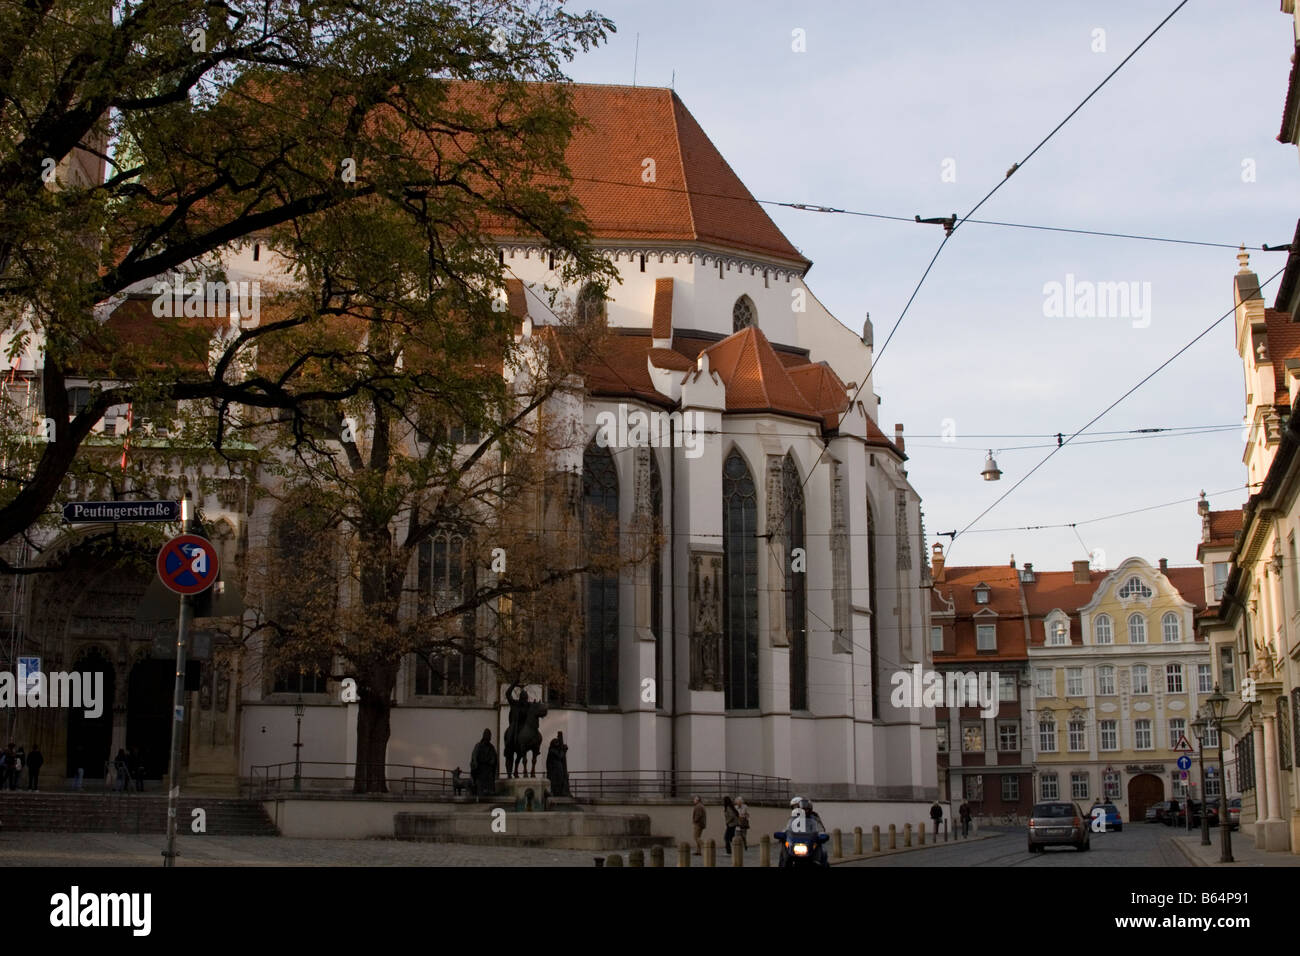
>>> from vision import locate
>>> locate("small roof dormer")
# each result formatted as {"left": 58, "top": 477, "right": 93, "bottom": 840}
{"left": 973, "top": 582, "right": 991, "bottom": 605}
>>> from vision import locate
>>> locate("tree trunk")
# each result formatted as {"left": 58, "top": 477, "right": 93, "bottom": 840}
{"left": 353, "top": 659, "right": 399, "bottom": 793}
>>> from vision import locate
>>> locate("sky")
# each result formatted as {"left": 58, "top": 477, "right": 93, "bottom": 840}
{"left": 560, "top": 0, "right": 1300, "bottom": 573}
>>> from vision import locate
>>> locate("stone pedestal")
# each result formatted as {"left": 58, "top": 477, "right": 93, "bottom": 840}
{"left": 496, "top": 776, "right": 549, "bottom": 810}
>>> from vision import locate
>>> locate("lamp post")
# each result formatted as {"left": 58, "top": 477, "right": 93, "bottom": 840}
{"left": 1191, "top": 712, "right": 1211, "bottom": 846}
{"left": 1206, "top": 685, "right": 1233, "bottom": 863}
{"left": 293, "top": 695, "right": 305, "bottom": 793}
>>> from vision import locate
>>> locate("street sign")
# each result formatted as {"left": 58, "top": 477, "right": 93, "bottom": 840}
{"left": 17, "top": 657, "right": 40, "bottom": 696}
{"left": 1207, "top": 767, "right": 1216, "bottom": 777}
{"left": 63, "top": 500, "right": 180, "bottom": 523}
{"left": 1177, "top": 755, "right": 1192, "bottom": 771}
{"left": 1172, "top": 733, "right": 1194, "bottom": 753}
{"left": 1180, "top": 771, "right": 1188, "bottom": 781}
{"left": 156, "top": 534, "right": 219, "bottom": 595}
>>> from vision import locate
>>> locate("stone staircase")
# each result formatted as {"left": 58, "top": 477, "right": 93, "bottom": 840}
{"left": 393, "top": 809, "right": 673, "bottom": 850}
{"left": 0, "top": 792, "right": 279, "bottom": 835}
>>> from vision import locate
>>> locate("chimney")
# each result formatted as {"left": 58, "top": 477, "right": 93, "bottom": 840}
{"left": 893, "top": 423, "right": 904, "bottom": 453}
{"left": 931, "top": 542, "right": 946, "bottom": 583}
{"left": 1159, "top": 558, "right": 1168, "bottom": 573}
{"left": 1072, "top": 560, "right": 1090, "bottom": 584}
{"left": 1009, "top": 553, "right": 1016, "bottom": 568}
{"left": 1198, "top": 491, "right": 1211, "bottom": 543}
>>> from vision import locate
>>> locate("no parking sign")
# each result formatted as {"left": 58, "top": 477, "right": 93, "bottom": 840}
{"left": 156, "top": 534, "right": 220, "bottom": 595}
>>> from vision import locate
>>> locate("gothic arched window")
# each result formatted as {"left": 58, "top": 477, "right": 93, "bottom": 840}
{"left": 723, "top": 450, "right": 758, "bottom": 709}
{"left": 415, "top": 528, "right": 476, "bottom": 696}
{"left": 577, "top": 283, "right": 607, "bottom": 323}
{"left": 782, "top": 453, "right": 808, "bottom": 710}
{"left": 732, "top": 295, "right": 756, "bottom": 332}
{"left": 650, "top": 452, "right": 663, "bottom": 708}
{"left": 583, "top": 442, "right": 619, "bottom": 706}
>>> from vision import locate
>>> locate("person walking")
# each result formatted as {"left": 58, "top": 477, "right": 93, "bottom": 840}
{"left": 735, "top": 797, "right": 751, "bottom": 850}
{"left": 959, "top": 799, "right": 972, "bottom": 837}
{"left": 691, "top": 795, "right": 707, "bottom": 855}
{"left": 26, "top": 745, "right": 42, "bottom": 791}
{"left": 11, "top": 746, "right": 24, "bottom": 790}
{"left": 113, "top": 749, "right": 130, "bottom": 793}
{"left": 929, "top": 799, "right": 943, "bottom": 839}
{"left": 722, "top": 795, "right": 738, "bottom": 856}
{"left": 130, "top": 748, "right": 145, "bottom": 792}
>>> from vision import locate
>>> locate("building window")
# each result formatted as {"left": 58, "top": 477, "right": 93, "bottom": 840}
{"left": 1293, "top": 689, "right": 1300, "bottom": 770}
{"left": 415, "top": 529, "right": 476, "bottom": 696}
{"left": 931, "top": 626, "right": 943, "bottom": 652}
{"left": 1213, "top": 562, "right": 1229, "bottom": 601}
{"left": 962, "top": 724, "right": 984, "bottom": 753}
{"left": 1279, "top": 696, "right": 1292, "bottom": 771}
{"left": 1197, "top": 663, "right": 1212, "bottom": 694}
{"left": 1066, "top": 667, "right": 1083, "bottom": 696}
{"left": 1071, "top": 772, "right": 1089, "bottom": 800}
{"left": 1103, "top": 771, "right": 1121, "bottom": 799}
{"left": 1204, "top": 774, "right": 1221, "bottom": 799}
{"left": 1049, "top": 620, "right": 1068, "bottom": 646}
{"left": 1166, "top": 663, "right": 1184, "bottom": 694}
{"left": 1068, "top": 720, "right": 1086, "bottom": 751}
{"left": 1039, "top": 719, "right": 1057, "bottom": 753}
{"left": 1135, "top": 719, "right": 1152, "bottom": 750}
{"left": 1128, "top": 613, "right": 1146, "bottom": 644}
{"left": 1132, "top": 664, "right": 1149, "bottom": 694}
{"left": 999, "top": 673, "right": 1016, "bottom": 702}
{"left": 1099, "top": 720, "right": 1118, "bottom": 751}
{"left": 1168, "top": 718, "right": 1186, "bottom": 750}
{"left": 268, "top": 494, "right": 336, "bottom": 695}
{"left": 732, "top": 295, "right": 756, "bottom": 332}
{"left": 1219, "top": 646, "right": 1236, "bottom": 693}
{"left": 583, "top": 442, "right": 620, "bottom": 706}
{"left": 577, "top": 282, "right": 607, "bottom": 323}
{"left": 1040, "top": 773, "right": 1059, "bottom": 800}
{"left": 974, "top": 587, "right": 989, "bottom": 605}
{"left": 976, "top": 624, "right": 997, "bottom": 651}
{"left": 650, "top": 452, "right": 663, "bottom": 707}
{"left": 1172, "top": 774, "right": 1187, "bottom": 798}
{"left": 723, "top": 451, "right": 759, "bottom": 710}
{"left": 782, "top": 454, "right": 808, "bottom": 711}
{"left": 936, "top": 725, "right": 948, "bottom": 753}
{"left": 1034, "top": 668, "right": 1054, "bottom": 697}
{"left": 1097, "top": 665, "right": 1115, "bottom": 696}
{"left": 1094, "top": 614, "right": 1113, "bottom": 644}
{"left": 1162, "top": 612, "right": 1181, "bottom": 643}
{"left": 965, "top": 775, "right": 983, "bottom": 801}
{"left": 1002, "top": 776, "right": 1020, "bottom": 801}
{"left": 998, "top": 722, "right": 1019, "bottom": 752}
{"left": 1118, "top": 575, "right": 1153, "bottom": 599}
{"left": 1204, "top": 724, "right": 1219, "bottom": 749}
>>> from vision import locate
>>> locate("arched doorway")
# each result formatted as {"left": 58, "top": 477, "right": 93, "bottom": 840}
{"left": 1128, "top": 773, "right": 1163, "bottom": 822}
{"left": 127, "top": 658, "right": 174, "bottom": 780}
{"left": 66, "top": 647, "right": 115, "bottom": 779}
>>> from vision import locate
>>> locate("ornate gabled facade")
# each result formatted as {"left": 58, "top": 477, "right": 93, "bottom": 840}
{"left": 0, "top": 85, "right": 935, "bottom": 804}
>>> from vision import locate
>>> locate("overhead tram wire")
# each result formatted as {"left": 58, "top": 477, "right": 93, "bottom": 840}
{"left": 946, "top": 265, "right": 1288, "bottom": 559}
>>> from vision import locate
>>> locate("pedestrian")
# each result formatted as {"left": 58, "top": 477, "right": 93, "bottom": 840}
{"left": 130, "top": 748, "right": 145, "bottom": 792}
{"left": 11, "top": 746, "right": 24, "bottom": 790}
{"left": 103, "top": 758, "right": 114, "bottom": 791}
{"left": 722, "top": 795, "right": 738, "bottom": 855}
{"left": 959, "top": 799, "right": 972, "bottom": 837}
{"left": 26, "top": 744, "right": 42, "bottom": 791}
{"left": 691, "top": 795, "right": 707, "bottom": 855}
{"left": 0, "top": 746, "right": 9, "bottom": 792}
{"left": 735, "top": 796, "right": 750, "bottom": 850}
{"left": 113, "top": 749, "right": 130, "bottom": 793}
{"left": 929, "top": 799, "right": 943, "bottom": 839}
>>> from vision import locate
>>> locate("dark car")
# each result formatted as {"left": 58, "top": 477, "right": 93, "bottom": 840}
{"left": 1089, "top": 802, "right": 1122, "bottom": 831}
{"left": 1145, "top": 800, "right": 1176, "bottom": 823}
{"left": 1174, "top": 800, "right": 1218, "bottom": 827}
{"left": 1027, "top": 801, "right": 1090, "bottom": 853}
{"left": 1227, "top": 797, "right": 1241, "bottom": 830}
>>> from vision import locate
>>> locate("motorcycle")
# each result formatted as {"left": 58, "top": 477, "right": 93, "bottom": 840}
{"left": 773, "top": 829, "right": 830, "bottom": 868}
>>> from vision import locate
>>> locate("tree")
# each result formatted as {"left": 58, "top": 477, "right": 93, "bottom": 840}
{"left": 0, "top": 0, "right": 615, "bottom": 562}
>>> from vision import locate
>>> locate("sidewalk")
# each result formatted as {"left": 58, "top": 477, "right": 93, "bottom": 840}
{"left": 1171, "top": 830, "right": 1300, "bottom": 867}
{"left": 829, "top": 827, "right": 998, "bottom": 865}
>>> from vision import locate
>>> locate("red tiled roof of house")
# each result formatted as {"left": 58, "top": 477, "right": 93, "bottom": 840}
{"left": 647, "top": 347, "right": 693, "bottom": 371}
{"left": 651, "top": 277, "right": 674, "bottom": 339}
{"left": 1164, "top": 566, "right": 1208, "bottom": 612}
{"left": 1021, "top": 570, "right": 1106, "bottom": 617}
{"left": 932, "top": 564, "right": 1024, "bottom": 617}
{"left": 1206, "top": 508, "right": 1243, "bottom": 548}
{"left": 786, "top": 362, "right": 849, "bottom": 430}
{"left": 702, "top": 326, "right": 821, "bottom": 422}
{"left": 1265, "top": 307, "right": 1300, "bottom": 397}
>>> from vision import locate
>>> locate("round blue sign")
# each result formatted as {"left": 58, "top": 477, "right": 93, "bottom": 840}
{"left": 1177, "top": 755, "right": 1192, "bottom": 771}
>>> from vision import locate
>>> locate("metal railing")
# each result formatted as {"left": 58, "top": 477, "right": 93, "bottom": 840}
{"left": 245, "top": 761, "right": 457, "bottom": 799}
{"left": 565, "top": 770, "right": 791, "bottom": 805}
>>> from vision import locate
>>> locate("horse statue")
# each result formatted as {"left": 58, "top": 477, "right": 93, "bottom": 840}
{"left": 503, "top": 682, "right": 549, "bottom": 778}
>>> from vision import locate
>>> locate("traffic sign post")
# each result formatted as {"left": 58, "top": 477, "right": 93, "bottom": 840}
{"left": 158, "top": 520, "right": 217, "bottom": 868}
{"left": 63, "top": 500, "right": 180, "bottom": 523}
{"left": 1177, "top": 755, "right": 1192, "bottom": 771}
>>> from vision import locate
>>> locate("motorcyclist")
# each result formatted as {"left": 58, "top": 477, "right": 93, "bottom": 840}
{"left": 779, "top": 796, "right": 828, "bottom": 867}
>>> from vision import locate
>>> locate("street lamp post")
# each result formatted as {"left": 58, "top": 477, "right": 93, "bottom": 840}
{"left": 293, "top": 695, "right": 305, "bottom": 793}
{"left": 1191, "top": 711, "right": 1211, "bottom": 847}
{"left": 1206, "top": 685, "right": 1233, "bottom": 863}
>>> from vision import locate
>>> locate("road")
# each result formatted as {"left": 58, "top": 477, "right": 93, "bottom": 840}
{"left": 842, "top": 821, "right": 1196, "bottom": 867}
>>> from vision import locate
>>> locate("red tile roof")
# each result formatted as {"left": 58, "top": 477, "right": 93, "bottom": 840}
{"left": 702, "top": 326, "right": 821, "bottom": 422}
{"left": 1205, "top": 508, "right": 1243, "bottom": 548}
{"left": 652, "top": 278, "right": 674, "bottom": 339}
{"left": 1265, "top": 307, "right": 1300, "bottom": 398}
{"left": 787, "top": 362, "right": 849, "bottom": 430}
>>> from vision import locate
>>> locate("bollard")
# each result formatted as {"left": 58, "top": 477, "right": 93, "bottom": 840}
{"left": 704, "top": 839, "right": 716, "bottom": 868}
{"left": 919, "top": 821, "right": 926, "bottom": 845}
{"left": 760, "top": 834, "right": 771, "bottom": 867}
{"left": 732, "top": 837, "right": 744, "bottom": 866}
{"left": 904, "top": 823, "right": 912, "bottom": 847}
{"left": 831, "top": 828, "right": 842, "bottom": 859}
{"left": 944, "top": 820, "right": 949, "bottom": 842}
{"left": 678, "top": 842, "right": 691, "bottom": 867}
{"left": 628, "top": 849, "right": 644, "bottom": 867}
{"left": 606, "top": 853, "right": 624, "bottom": 867}
{"left": 888, "top": 824, "right": 896, "bottom": 849}
{"left": 872, "top": 825, "right": 881, "bottom": 852}
{"left": 650, "top": 845, "right": 664, "bottom": 867}
{"left": 853, "top": 826, "right": 863, "bottom": 855}
{"left": 594, "top": 857, "right": 605, "bottom": 867}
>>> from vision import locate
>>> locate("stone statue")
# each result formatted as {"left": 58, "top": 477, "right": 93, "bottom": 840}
{"left": 503, "top": 682, "right": 548, "bottom": 777}
{"left": 469, "top": 729, "right": 497, "bottom": 798}
{"left": 546, "top": 731, "right": 569, "bottom": 797}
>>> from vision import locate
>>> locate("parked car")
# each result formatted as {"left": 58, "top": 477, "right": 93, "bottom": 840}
{"left": 1227, "top": 797, "right": 1241, "bottom": 830}
{"left": 1028, "top": 801, "right": 1090, "bottom": 853}
{"left": 1163, "top": 799, "right": 1182, "bottom": 825}
{"left": 1145, "top": 800, "right": 1176, "bottom": 823}
{"left": 1174, "top": 800, "right": 1218, "bottom": 827}
{"left": 1089, "top": 802, "right": 1123, "bottom": 831}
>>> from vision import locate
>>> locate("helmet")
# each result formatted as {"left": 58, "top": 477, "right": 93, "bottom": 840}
{"left": 790, "top": 795, "right": 804, "bottom": 808}
{"left": 800, "top": 798, "right": 814, "bottom": 812}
